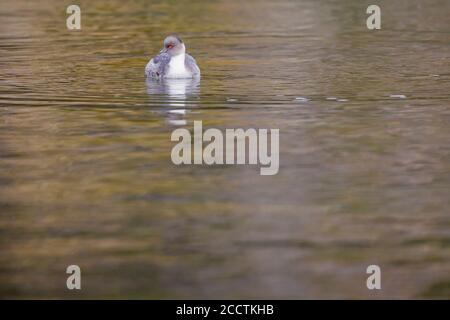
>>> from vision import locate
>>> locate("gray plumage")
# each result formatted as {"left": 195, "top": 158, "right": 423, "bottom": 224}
{"left": 145, "top": 52, "right": 171, "bottom": 78}
{"left": 185, "top": 54, "right": 200, "bottom": 76}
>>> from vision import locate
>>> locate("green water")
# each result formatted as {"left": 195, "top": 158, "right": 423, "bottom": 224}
{"left": 0, "top": 0, "right": 449, "bottom": 298}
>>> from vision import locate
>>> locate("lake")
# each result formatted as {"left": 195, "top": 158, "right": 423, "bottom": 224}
{"left": 0, "top": 0, "right": 449, "bottom": 298}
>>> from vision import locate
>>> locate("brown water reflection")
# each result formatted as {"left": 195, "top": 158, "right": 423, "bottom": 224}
{"left": 0, "top": 0, "right": 449, "bottom": 298}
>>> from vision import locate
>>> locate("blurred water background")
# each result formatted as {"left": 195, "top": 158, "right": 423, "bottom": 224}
{"left": 0, "top": 0, "right": 449, "bottom": 298}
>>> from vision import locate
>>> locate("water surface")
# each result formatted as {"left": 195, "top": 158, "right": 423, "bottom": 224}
{"left": 0, "top": 0, "right": 449, "bottom": 298}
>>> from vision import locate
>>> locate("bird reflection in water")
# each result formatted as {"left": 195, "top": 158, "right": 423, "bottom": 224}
{"left": 146, "top": 77, "right": 200, "bottom": 126}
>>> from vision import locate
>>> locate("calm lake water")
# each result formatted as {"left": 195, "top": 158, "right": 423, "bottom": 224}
{"left": 0, "top": 0, "right": 449, "bottom": 298}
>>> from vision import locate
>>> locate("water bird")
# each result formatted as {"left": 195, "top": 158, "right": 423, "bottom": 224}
{"left": 145, "top": 35, "right": 200, "bottom": 79}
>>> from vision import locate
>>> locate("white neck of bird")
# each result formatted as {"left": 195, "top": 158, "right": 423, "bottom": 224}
{"left": 175, "top": 43, "right": 186, "bottom": 56}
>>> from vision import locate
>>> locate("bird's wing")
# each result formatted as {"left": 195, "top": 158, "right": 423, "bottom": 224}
{"left": 185, "top": 54, "right": 201, "bottom": 76}
{"left": 145, "top": 53, "right": 171, "bottom": 78}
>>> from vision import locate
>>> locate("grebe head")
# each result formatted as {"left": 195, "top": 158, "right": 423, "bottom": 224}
{"left": 161, "top": 34, "right": 185, "bottom": 57}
